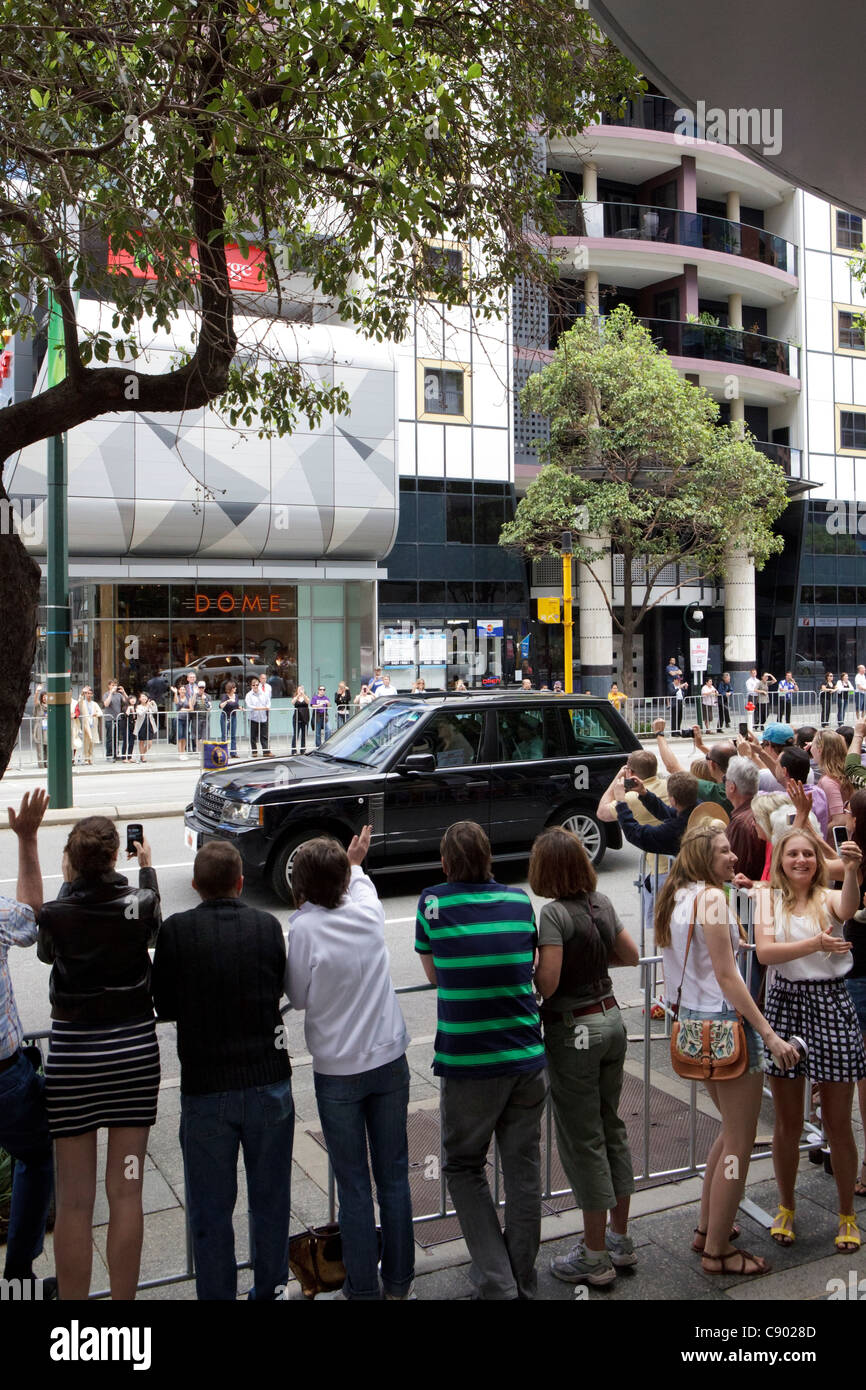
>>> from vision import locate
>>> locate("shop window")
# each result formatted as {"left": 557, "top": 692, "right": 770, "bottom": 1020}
{"left": 417, "top": 358, "right": 471, "bottom": 423}
{"left": 839, "top": 586, "right": 857, "bottom": 604}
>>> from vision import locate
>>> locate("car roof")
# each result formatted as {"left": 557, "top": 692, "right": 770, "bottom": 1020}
{"left": 376, "top": 691, "right": 618, "bottom": 706}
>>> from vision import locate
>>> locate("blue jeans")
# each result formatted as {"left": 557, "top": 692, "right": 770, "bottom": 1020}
{"left": 0, "top": 1051, "right": 54, "bottom": 1279}
{"left": 179, "top": 1076, "right": 294, "bottom": 1301}
{"left": 314, "top": 1055, "right": 414, "bottom": 1299}
{"left": 220, "top": 710, "right": 237, "bottom": 756}
{"left": 314, "top": 715, "right": 329, "bottom": 748}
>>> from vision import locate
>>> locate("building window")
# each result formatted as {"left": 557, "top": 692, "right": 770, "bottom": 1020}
{"left": 833, "top": 209, "right": 865, "bottom": 254}
{"left": 835, "top": 306, "right": 866, "bottom": 353}
{"left": 838, "top": 407, "right": 866, "bottom": 453}
{"left": 421, "top": 240, "right": 467, "bottom": 298}
{"left": 417, "top": 359, "right": 471, "bottom": 423}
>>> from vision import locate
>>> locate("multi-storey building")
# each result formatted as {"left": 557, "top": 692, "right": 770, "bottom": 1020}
{"left": 515, "top": 88, "right": 813, "bottom": 697}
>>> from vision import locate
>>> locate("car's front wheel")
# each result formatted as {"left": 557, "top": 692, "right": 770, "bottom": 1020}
{"left": 271, "top": 827, "right": 333, "bottom": 905}
{"left": 553, "top": 807, "right": 606, "bottom": 867}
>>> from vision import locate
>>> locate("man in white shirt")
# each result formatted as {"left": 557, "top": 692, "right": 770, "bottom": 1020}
{"left": 374, "top": 674, "right": 393, "bottom": 698}
{"left": 855, "top": 666, "right": 866, "bottom": 718}
{"left": 245, "top": 675, "right": 272, "bottom": 756}
{"left": 285, "top": 826, "right": 413, "bottom": 1300}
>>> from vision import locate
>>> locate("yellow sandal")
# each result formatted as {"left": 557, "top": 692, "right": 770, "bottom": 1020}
{"left": 770, "top": 1205, "right": 795, "bottom": 1246}
{"left": 836, "top": 1214, "right": 861, "bottom": 1253}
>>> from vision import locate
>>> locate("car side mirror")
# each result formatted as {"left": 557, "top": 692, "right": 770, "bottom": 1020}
{"left": 402, "top": 753, "right": 436, "bottom": 775}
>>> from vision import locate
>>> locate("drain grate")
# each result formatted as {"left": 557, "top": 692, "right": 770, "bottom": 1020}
{"left": 308, "top": 1073, "right": 720, "bottom": 1249}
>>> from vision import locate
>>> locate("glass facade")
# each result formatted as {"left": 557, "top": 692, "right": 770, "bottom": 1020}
{"left": 378, "top": 479, "right": 530, "bottom": 688}
{"left": 36, "top": 581, "right": 370, "bottom": 699}
{"left": 785, "top": 500, "right": 866, "bottom": 679}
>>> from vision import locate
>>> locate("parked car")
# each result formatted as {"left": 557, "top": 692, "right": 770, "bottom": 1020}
{"left": 184, "top": 692, "right": 641, "bottom": 903}
{"left": 160, "top": 653, "right": 270, "bottom": 692}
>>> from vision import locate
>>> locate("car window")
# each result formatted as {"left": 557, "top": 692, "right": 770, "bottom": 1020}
{"left": 496, "top": 706, "right": 564, "bottom": 762}
{"left": 321, "top": 701, "right": 433, "bottom": 767}
{"left": 426, "top": 711, "right": 484, "bottom": 767}
{"left": 560, "top": 704, "right": 627, "bottom": 754}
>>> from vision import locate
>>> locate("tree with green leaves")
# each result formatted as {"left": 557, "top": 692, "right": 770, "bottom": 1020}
{"left": 0, "top": 0, "right": 638, "bottom": 773}
{"left": 500, "top": 306, "right": 790, "bottom": 695}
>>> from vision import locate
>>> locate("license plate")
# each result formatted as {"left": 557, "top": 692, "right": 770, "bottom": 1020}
{"left": 184, "top": 825, "right": 197, "bottom": 852}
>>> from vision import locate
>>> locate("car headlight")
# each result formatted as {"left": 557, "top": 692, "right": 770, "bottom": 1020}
{"left": 220, "top": 800, "right": 263, "bottom": 826}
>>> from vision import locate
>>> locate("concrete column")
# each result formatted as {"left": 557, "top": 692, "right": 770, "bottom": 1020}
{"left": 724, "top": 542, "right": 756, "bottom": 694}
{"left": 730, "top": 396, "right": 745, "bottom": 432}
{"left": 577, "top": 531, "right": 613, "bottom": 696}
{"left": 680, "top": 156, "right": 697, "bottom": 213}
{"left": 582, "top": 161, "right": 598, "bottom": 201}
{"left": 726, "top": 191, "right": 741, "bottom": 222}
{"left": 728, "top": 291, "right": 743, "bottom": 332}
{"left": 584, "top": 270, "right": 600, "bottom": 314}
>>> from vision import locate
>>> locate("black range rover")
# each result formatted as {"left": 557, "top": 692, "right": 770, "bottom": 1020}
{"left": 183, "top": 692, "right": 642, "bottom": 902}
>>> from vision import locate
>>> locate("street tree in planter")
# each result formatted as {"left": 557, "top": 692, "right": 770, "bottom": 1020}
{"left": 499, "top": 306, "right": 789, "bottom": 695}
{"left": 0, "top": 0, "right": 638, "bottom": 775}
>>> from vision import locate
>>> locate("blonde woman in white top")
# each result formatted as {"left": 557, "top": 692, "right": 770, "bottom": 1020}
{"left": 754, "top": 829, "right": 866, "bottom": 1253}
{"left": 655, "top": 824, "right": 797, "bottom": 1277}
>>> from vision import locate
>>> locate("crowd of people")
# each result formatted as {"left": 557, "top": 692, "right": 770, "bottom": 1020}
{"left": 3, "top": 702, "right": 866, "bottom": 1301}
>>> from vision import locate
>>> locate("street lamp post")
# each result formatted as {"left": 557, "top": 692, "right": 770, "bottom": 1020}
{"left": 684, "top": 601, "right": 705, "bottom": 733}
{"left": 561, "top": 530, "right": 573, "bottom": 693}
{"left": 45, "top": 292, "right": 72, "bottom": 808}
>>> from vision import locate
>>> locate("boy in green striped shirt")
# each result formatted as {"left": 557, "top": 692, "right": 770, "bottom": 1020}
{"left": 416, "top": 821, "right": 546, "bottom": 1299}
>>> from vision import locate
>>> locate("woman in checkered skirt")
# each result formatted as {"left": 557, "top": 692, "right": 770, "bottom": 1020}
{"left": 754, "top": 828, "right": 866, "bottom": 1255}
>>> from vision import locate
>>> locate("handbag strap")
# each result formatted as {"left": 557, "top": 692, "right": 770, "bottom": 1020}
{"left": 672, "top": 894, "right": 699, "bottom": 1021}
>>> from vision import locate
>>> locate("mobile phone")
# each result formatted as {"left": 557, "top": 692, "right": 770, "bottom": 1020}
{"left": 739, "top": 722, "right": 748, "bottom": 737}
{"left": 126, "top": 822, "right": 144, "bottom": 855}
{"left": 786, "top": 808, "right": 797, "bottom": 825}
{"left": 832, "top": 824, "right": 848, "bottom": 852}
{"left": 624, "top": 777, "right": 637, "bottom": 792}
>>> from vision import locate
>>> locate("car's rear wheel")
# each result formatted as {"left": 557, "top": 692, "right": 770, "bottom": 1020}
{"left": 271, "top": 828, "right": 333, "bottom": 905}
{"left": 554, "top": 808, "right": 606, "bottom": 867}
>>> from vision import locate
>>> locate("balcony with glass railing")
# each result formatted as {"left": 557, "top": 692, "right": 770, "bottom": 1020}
{"left": 546, "top": 313, "right": 799, "bottom": 377}
{"left": 599, "top": 94, "right": 688, "bottom": 134}
{"left": 641, "top": 318, "right": 798, "bottom": 377}
{"left": 552, "top": 200, "right": 797, "bottom": 275}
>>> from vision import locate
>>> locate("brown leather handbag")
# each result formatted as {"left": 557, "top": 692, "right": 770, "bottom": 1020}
{"left": 669, "top": 898, "right": 748, "bottom": 1081}
{"left": 288, "top": 1224, "right": 345, "bottom": 1298}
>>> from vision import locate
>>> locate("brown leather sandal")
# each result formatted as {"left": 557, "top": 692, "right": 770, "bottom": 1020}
{"left": 701, "top": 1249, "right": 770, "bottom": 1277}
{"left": 692, "top": 1222, "right": 740, "bottom": 1252}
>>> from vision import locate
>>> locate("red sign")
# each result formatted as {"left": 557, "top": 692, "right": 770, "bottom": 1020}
{"left": 107, "top": 237, "right": 268, "bottom": 292}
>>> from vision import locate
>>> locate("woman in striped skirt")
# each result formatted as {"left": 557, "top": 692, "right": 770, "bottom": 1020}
{"left": 38, "top": 817, "right": 161, "bottom": 1299}
{"left": 754, "top": 828, "right": 866, "bottom": 1254}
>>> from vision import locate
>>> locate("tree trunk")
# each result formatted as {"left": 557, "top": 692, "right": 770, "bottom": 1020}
{"left": 620, "top": 546, "right": 635, "bottom": 697}
{"left": 0, "top": 490, "right": 42, "bottom": 780}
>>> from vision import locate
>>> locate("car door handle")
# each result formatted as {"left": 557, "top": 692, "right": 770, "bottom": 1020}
{"left": 464, "top": 780, "right": 489, "bottom": 790}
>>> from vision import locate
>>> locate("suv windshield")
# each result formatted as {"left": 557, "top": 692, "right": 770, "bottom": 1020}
{"left": 318, "top": 700, "right": 426, "bottom": 767}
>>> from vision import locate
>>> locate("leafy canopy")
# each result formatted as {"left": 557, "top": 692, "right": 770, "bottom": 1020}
{"left": 0, "top": 0, "right": 638, "bottom": 459}
{"left": 501, "top": 306, "right": 789, "bottom": 615}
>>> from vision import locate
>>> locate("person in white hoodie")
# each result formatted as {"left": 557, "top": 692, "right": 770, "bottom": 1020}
{"left": 284, "top": 825, "right": 414, "bottom": 1300}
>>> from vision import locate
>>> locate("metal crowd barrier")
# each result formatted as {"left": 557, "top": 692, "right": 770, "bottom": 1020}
{"left": 622, "top": 689, "right": 825, "bottom": 738}
{"left": 11, "top": 703, "right": 361, "bottom": 771}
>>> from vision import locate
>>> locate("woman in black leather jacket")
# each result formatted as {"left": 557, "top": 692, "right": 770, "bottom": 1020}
{"left": 38, "top": 817, "right": 161, "bottom": 1300}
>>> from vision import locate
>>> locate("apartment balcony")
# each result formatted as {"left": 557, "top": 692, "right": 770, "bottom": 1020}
{"left": 600, "top": 94, "right": 686, "bottom": 134}
{"left": 553, "top": 200, "right": 797, "bottom": 276}
{"left": 641, "top": 317, "right": 796, "bottom": 374}
{"left": 755, "top": 441, "right": 815, "bottom": 495}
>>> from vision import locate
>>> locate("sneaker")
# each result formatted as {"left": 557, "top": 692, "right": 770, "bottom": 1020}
{"left": 178, "top": 754, "right": 187, "bottom": 762}
{"left": 384, "top": 1283, "right": 417, "bottom": 1300}
{"left": 549, "top": 1244, "right": 616, "bottom": 1286}
{"left": 605, "top": 1232, "right": 638, "bottom": 1268}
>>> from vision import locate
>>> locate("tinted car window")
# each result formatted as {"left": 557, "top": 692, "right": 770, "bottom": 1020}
{"left": 321, "top": 701, "right": 428, "bottom": 766}
{"left": 560, "top": 704, "right": 627, "bottom": 754}
{"left": 496, "top": 706, "right": 564, "bottom": 761}
{"left": 427, "top": 711, "right": 484, "bottom": 767}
